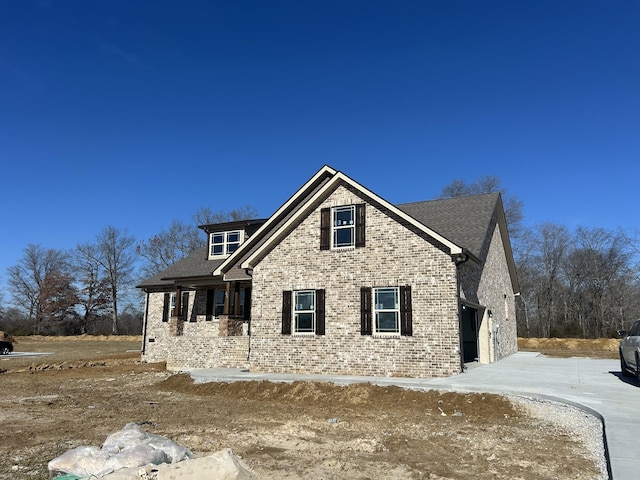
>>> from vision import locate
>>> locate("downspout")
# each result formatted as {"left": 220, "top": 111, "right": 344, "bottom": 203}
{"left": 141, "top": 291, "right": 150, "bottom": 356}
{"left": 244, "top": 269, "right": 253, "bottom": 363}
{"left": 454, "top": 252, "right": 470, "bottom": 373}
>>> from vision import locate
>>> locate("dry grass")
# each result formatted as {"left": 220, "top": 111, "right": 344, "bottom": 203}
{"left": 1, "top": 335, "right": 142, "bottom": 371}
{"left": 518, "top": 337, "right": 620, "bottom": 359}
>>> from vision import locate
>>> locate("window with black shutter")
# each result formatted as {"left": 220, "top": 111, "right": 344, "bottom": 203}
{"left": 321, "top": 204, "right": 366, "bottom": 250}
{"left": 283, "top": 289, "right": 325, "bottom": 335}
{"left": 363, "top": 286, "right": 413, "bottom": 336}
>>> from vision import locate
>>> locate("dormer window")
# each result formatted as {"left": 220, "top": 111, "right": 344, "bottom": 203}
{"left": 210, "top": 230, "right": 243, "bottom": 257}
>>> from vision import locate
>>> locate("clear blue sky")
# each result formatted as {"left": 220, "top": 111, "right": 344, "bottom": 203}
{"left": 1, "top": 1, "right": 638, "bottom": 288}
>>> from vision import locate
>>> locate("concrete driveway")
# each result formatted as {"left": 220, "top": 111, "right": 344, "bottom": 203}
{"left": 0, "top": 351, "right": 53, "bottom": 358}
{"left": 190, "top": 352, "right": 639, "bottom": 479}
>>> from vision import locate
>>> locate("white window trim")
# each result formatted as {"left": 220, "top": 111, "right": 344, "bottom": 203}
{"left": 332, "top": 205, "right": 355, "bottom": 249}
{"left": 373, "top": 287, "right": 400, "bottom": 336}
{"left": 209, "top": 230, "right": 244, "bottom": 259}
{"left": 293, "top": 290, "right": 316, "bottom": 335}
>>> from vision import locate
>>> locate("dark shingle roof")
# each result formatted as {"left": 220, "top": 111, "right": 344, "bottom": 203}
{"left": 138, "top": 192, "right": 502, "bottom": 288}
{"left": 396, "top": 192, "right": 500, "bottom": 259}
{"left": 137, "top": 246, "right": 224, "bottom": 288}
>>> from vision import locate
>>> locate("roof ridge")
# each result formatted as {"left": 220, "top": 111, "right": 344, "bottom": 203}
{"left": 397, "top": 191, "right": 500, "bottom": 207}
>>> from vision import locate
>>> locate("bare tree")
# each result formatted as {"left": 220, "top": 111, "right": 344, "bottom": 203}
{"left": 73, "top": 243, "right": 112, "bottom": 334}
{"left": 136, "top": 220, "right": 201, "bottom": 278}
{"left": 564, "top": 227, "right": 634, "bottom": 337}
{"left": 91, "top": 226, "right": 136, "bottom": 335}
{"left": 7, "top": 244, "right": 70, "bottom": 334}
{"left": 521, "top": 223, "right": 571, "bottom": 337}
{"left": 439, "top": 175, "right": 524, "bottom": 242}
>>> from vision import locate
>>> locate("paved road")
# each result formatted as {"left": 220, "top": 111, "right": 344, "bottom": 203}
{"left": 189, "top": 352, "right": 640, "bottom": 480}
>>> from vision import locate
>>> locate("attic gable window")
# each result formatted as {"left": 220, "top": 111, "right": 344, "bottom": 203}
{"left": 333, "top": 206, "right": 355, "bottom": 247}
{"left": 320, "top": 204, "right": 366, "bottom": 250}
{"left": 210, "top": 230, "right": 242, "bottom": 258}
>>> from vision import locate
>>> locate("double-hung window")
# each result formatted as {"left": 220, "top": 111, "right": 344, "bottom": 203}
{"left": 281, "top": 289, "right": 326, "bottom": 335}
{"left": 333, "top": 206, "right": 355, "bottom": 248}
{"left": 320, "top": 204, "right": 366, "bottom": 250}
{"left": 210, "top": 231, "right": 242, "bottom": 257}
{"left": 294, "top": 290, "right": 315, "bottom": 334}
{"left": 361, "top": 286, "right": 412, "bottom": 336}
{"left": 374, "top": 287, "right": 400, "bottom": 334}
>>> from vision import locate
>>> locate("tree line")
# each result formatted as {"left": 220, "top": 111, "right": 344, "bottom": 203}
{"left": 441, "top": 176, "right": 640, "bottom": 338}
{"left": 0, "top": 206, "right": 257, "bottom": 336}
{"left": 2, "top": 181, "right": 638, "bottom": 339}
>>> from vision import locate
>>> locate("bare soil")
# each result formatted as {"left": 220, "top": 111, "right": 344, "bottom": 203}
{"left": 0, "top": 336, "right": 612, "bottom": 479}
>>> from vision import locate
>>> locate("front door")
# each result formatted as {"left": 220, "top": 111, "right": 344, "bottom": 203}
{"left": 461, "top": 305, "right": 479, "bottom": 363}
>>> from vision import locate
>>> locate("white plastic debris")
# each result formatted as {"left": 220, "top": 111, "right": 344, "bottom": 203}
{"left": 48, "top": 423, "right": 193, "bottom": 478}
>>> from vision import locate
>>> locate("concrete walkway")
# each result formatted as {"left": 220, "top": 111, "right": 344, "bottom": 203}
{"left": 189, "top": 352, "right": 640, "bottom": 480}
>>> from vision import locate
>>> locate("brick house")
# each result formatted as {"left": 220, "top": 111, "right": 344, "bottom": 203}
{"left": 138, "top": 166, "right": 519, "bottom": 378}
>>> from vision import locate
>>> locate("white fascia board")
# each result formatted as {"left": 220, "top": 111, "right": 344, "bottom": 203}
{"left": 213, "top": 165, "right": 338, "bottom": 276}
{"left": 339, "top": 173, "right": 464, "bottom": 255}
{"left": 241, "top": 171, "right": 463, "bottom": 270}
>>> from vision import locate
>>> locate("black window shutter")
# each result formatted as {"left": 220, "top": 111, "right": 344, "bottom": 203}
{"left": 205, "top": 289, "right": 214, "bottom": 321}
{"left": 243, "top": 287, "right": 252, "bottom": 321}
{"left": 320, "top": 208, "right": 331, "bottom": 250}
{"left": 360, "top": 287, "right": 372, "bottom": 335}
{"left": 162, "top": 293, "right": 170, "bottom": 322}
{"left": 356, "top": 203, "right": 366, "bottom": 248}
{"left": 400, "top": 285, "right": 413, "bottom": 336}
{"left": 282, "top": 290, "right": 292, "bottom": 335}
{"left": 315, "top": 289, "right": 325, "bottom": 335}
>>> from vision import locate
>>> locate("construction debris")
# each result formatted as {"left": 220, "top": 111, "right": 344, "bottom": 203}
{"left": 101, "top": 449, "right": 256, "bottom": 480}
{"left": 48, "top": 423, "right": 193, "bottom": 478}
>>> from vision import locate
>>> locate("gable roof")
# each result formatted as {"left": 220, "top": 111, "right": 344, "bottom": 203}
{"left": 397, "top": 193, "right": 501, "bottom": 260}
{"left": 139, "top": 166, "right": 519, "bottom": 294}
{"left": 231, "top": 167, "right": 465, "bottom": 272}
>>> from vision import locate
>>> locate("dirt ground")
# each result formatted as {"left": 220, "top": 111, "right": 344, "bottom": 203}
{"left": 0, "top": 336, "right": 613, "bottom": 480}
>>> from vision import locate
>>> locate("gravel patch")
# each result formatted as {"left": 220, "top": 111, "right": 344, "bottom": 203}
{"left": 512, "top": 396, "right": 609, "bottom": 480}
